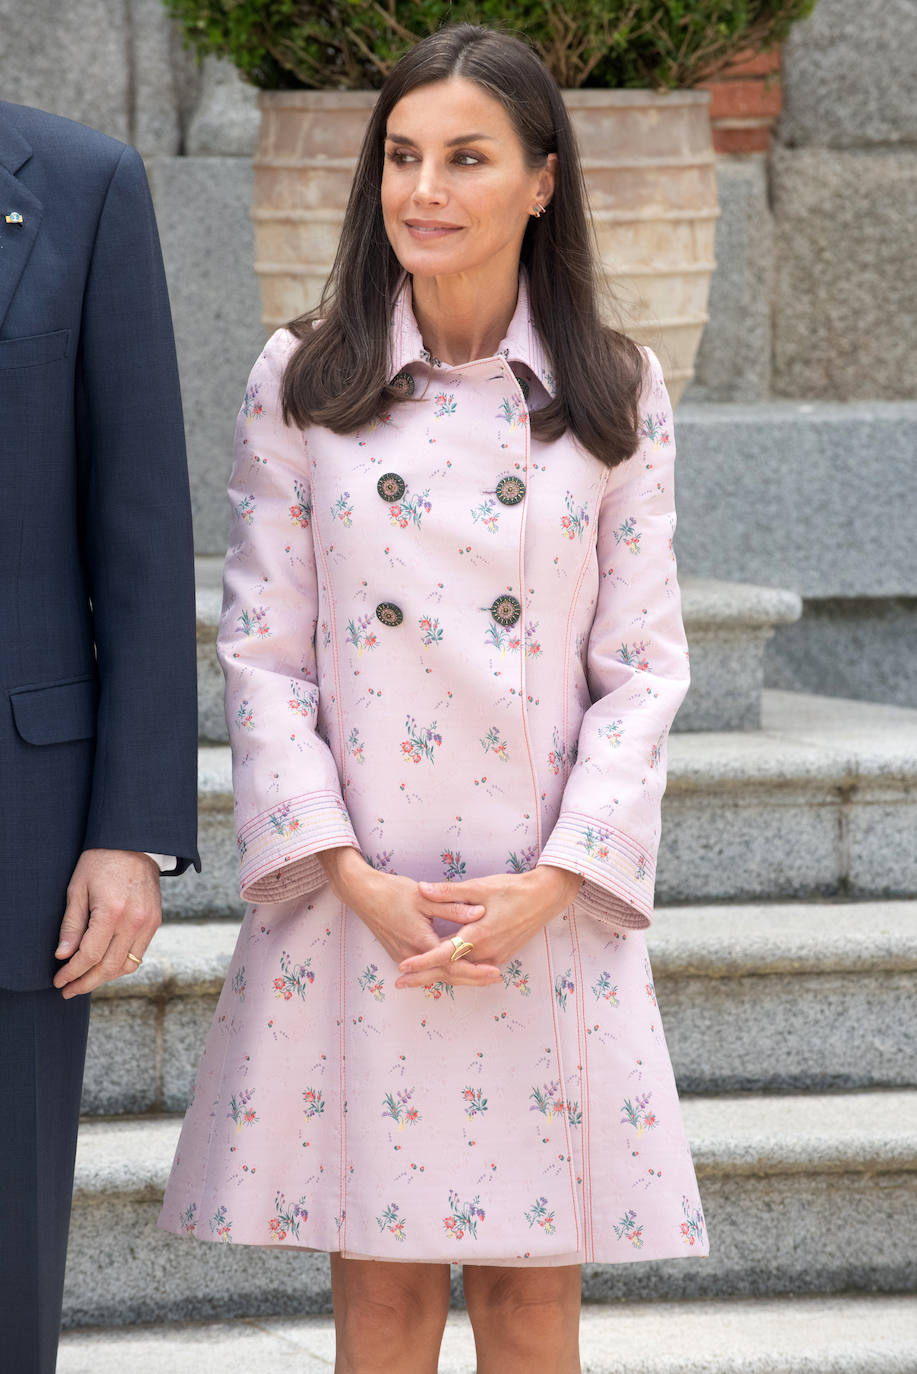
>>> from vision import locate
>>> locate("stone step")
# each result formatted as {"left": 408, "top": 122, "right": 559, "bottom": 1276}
{"left": 195, "top": 556, "right": 802, "bottom": 741}
{"left": 677, "top": 577, "right": 801, "bottom": 731}
{"left": 57, "top": 1293, "right": 917, "bottom": 1373}
{"left": 64, "top": 1090, "right": 917, "bottom": 1325}
{"left": 169, "top": 688, "right": 917, "bottom": 920}
{"left": 82, "top": 901, "right": 917, "bottom": 1117}
{"left": 674, "top": 402, "right": 917, "bottom": 603}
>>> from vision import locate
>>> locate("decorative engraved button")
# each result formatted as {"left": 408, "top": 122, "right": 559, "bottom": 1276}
{"left": 496, "top": 475, "right": 526, "bottom": 506}
{"left": 490, "top": 594, "right": 522, "bottom": 627}
{"left": 377, "top": 472, "right": 406, "bottom": 503}
{"left": 375, "top": 602, "right": 403, "bottom": 627}
{"left": 391, "top": 369, "right": 415, "bottom": 396}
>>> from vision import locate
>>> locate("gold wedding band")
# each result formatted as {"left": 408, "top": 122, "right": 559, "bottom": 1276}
{"left": 126, "top": 952, "right": 143, "bottom": 966}
{"left": 449, "top": 935, "right": 474, "bottom": 962}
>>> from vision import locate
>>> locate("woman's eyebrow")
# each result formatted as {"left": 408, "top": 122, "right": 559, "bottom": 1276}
{"left": 385, "top": 132, "right": 496, "bottom": 147}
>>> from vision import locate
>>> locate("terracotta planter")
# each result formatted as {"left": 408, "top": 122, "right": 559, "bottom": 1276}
{"left": 253, "top": 88, "right": 718, "bottom": 404}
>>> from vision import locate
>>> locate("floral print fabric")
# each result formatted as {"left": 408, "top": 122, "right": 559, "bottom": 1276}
{"left": 158, "top": 274, "right": 707, "bottom": 1265}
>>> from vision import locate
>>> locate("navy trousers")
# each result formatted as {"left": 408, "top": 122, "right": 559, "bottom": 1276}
{"left": 0, "top": 985, "right": 91, "bottom": 1373}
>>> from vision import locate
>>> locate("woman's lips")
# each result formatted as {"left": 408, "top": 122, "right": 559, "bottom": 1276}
{"left": 404, "top": 222, "right": 463, "bottom": 239}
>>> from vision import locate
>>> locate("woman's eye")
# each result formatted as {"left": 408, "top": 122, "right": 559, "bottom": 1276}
{"left": 386, "top": 150, "right": 418, "bottom": 165}
{"left": 454, "top": 153, "right": 481, "bottom": 167}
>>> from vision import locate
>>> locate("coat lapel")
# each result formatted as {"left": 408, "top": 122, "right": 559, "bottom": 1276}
{"left": 0, "top": 113, "right": 43, "bottom": 333}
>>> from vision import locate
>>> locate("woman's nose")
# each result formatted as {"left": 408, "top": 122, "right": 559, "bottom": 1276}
{"left": 412, "top": 159, "right": 446, "bottom": 204}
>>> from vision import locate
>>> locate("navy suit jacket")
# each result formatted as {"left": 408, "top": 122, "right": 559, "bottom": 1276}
{"left": 0, "top": 102, "right": 200, "bottom": 990}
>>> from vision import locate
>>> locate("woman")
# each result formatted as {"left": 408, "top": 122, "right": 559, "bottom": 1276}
{"left": 160, "top": 23, "right": 708, "bottom": 1373}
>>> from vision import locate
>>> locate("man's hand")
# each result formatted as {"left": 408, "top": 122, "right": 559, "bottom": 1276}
{"left": 52, "top": 849, "right": 162, "bottom": 999}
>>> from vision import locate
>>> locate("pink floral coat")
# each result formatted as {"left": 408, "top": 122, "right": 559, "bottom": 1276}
{"left": 158, "top": 275, "right": 708, "bottom": 1266}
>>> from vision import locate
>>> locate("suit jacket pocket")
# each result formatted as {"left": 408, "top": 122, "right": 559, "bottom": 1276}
{"left": 0, "top": 329, "right": 70, "bottom": 370}
{"left": 9, "top": 675, "right": 99, "bottom": 745}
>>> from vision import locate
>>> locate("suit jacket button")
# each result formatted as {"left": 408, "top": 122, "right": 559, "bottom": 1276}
{"left": 376, "top": 602, "right": 404, "bottom": 627}
{"left": 490, "top": 594, "right": 521, "bottom": 627}
{"left": 377, "top": 472, "right": 406, "bottom": 503}
{"left": 496, "top": 475, "right": 526, "bottom": 506}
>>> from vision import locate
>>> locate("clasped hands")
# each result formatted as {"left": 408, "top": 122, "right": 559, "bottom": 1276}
{"left": 320, "top": 846, "right": 582, "bottom": 989}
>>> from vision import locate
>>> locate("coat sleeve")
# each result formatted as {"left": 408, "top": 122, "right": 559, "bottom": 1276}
{"left": 77, "top": 142, "right": 199, "bottom": 872}
{"left": 536, "top": 346, "right": 689, "bottom": 929}
{"left": 217, "top": 332, "right": 361, "bottom": 903}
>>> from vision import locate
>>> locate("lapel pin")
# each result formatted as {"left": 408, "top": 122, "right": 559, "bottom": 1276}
{"left": 5, "top": 212, "right": 23, "bottom": 224}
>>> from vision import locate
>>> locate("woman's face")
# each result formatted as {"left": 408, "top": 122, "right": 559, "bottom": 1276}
{"left": 381, "top": 76, "right": 555, "bottom": 284}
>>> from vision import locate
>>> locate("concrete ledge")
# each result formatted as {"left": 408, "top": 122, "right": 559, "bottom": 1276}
{"left": 57, "top": 1294, "right": 917, "bottom": 1373}
{"left": 766, "top": 596, "right": 917, "bottom": 712}
{"left": 674, "top": 402, "right": 917, "bottom": 597}
{"left": 681, "top": 579, "right": 801, "bottom": 631}
{"left": 649, "top": 900, "right": 917, "bottom": 977}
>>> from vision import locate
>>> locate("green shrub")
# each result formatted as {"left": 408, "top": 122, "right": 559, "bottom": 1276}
{"left": 164, "top": 0, "right": 818, "bottom": 90}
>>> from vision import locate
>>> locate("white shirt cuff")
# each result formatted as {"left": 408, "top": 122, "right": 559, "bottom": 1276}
{"left": 144, "top": 852, "right": 178, "bottom": 874}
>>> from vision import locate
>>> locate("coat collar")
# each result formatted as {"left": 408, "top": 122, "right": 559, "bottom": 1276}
{"left": 0, "top": 105, "right": 33, "bottom": 175}
{"left": 388, "top": 270, "right": 557, "bottom": 397}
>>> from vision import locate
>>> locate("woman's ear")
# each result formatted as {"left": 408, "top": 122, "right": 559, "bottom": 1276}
{"left": 537, "top": 152, "right": 558, "bottom": 209}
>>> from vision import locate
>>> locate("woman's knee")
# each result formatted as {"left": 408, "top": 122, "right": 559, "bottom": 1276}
{"left": 332, "top": 1257, "right": 450, "bottom": 1349}
{"left": 464, "top": 1265, "right": 581, "bottom": 1345}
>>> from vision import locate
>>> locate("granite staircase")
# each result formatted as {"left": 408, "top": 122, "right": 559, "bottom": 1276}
{"left": 58, "top": 558, "right": 917, "bottom": 1373}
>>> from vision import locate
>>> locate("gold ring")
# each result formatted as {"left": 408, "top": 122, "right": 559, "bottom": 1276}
{"left": 126, "top": 952, "right": 143, "bottom": 966}
{"left": 449, "top": 935, "right": 474, "bottom": 962}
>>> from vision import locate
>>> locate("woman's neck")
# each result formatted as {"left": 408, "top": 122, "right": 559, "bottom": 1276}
{"left": 410, "top": 270, "right": 519, "bottom": 366}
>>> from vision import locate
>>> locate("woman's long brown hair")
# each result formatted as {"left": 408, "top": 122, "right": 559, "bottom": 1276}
{"left": 282, "top": 24, "right": 646, "bottom": 470}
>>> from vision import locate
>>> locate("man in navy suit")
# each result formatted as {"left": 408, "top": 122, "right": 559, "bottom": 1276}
{"left": 0, "top": 101, "right": 199, "bottom": 1370}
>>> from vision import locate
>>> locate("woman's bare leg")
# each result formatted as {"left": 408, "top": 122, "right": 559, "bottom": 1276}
{"left": 463, "top": 1262, "right": 582, "bottom": 1374}
{"left": 330, "top": 1253, "right": 452, "bottom": 1374}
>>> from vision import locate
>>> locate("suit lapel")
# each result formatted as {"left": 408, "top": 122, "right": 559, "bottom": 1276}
{"left": 0, "top": 112, "right": 43, "bottom": 334}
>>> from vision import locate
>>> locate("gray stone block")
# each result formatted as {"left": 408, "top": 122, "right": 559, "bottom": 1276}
{"left": 0, "top": 0, "right": 130, "bottom": 141}
{"left": 767, "top": 598, "right": 917, "bottom": 710}
{"left": 771, "top": 147, "right": 917, "bottom": 399}
{"left": 780, "top": 0, "right": 917, "bottom": 149}
{"left": 585, "top": 1170, "right": 917, "bottom": 1301}
{"left": 130, "top": 0, "right": 195, "bottom": 157}
{"left": 161, "top": 993, "right": 219, "bottom": 1112}
{"left": 648, "top": 901, "right": 917, "bottom": 1093}
{"left": 674, "top": 402, "right": 917, "bottom": 597}
{"left": 678, "top": 578, "right": 801, "bottom": 733}
{"left": 82, "top": 998, "right": 158, "bottom": 1116}
{"left": 657, "top": 969, "right": 917, "bottom": 1094}
{"left": 684, "top": 158, "right": 773, "bottom": 403}
{"left": 55, "top": 1295, "right": 917, "bottom": 1374}
{"left": 147, "top": 157, "right": 265, "bottom": 556}
{"left": 658, "top": 782, "right": 843, "bottom": 904}
{"left": 186, "top": 56, "right": 260, "bottom": 157}
{"left": 65, "top": 1198, "right": 331, "bottom": 1327}
{"left": 848, "top": 785, "right": 917, "bottom": 899}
